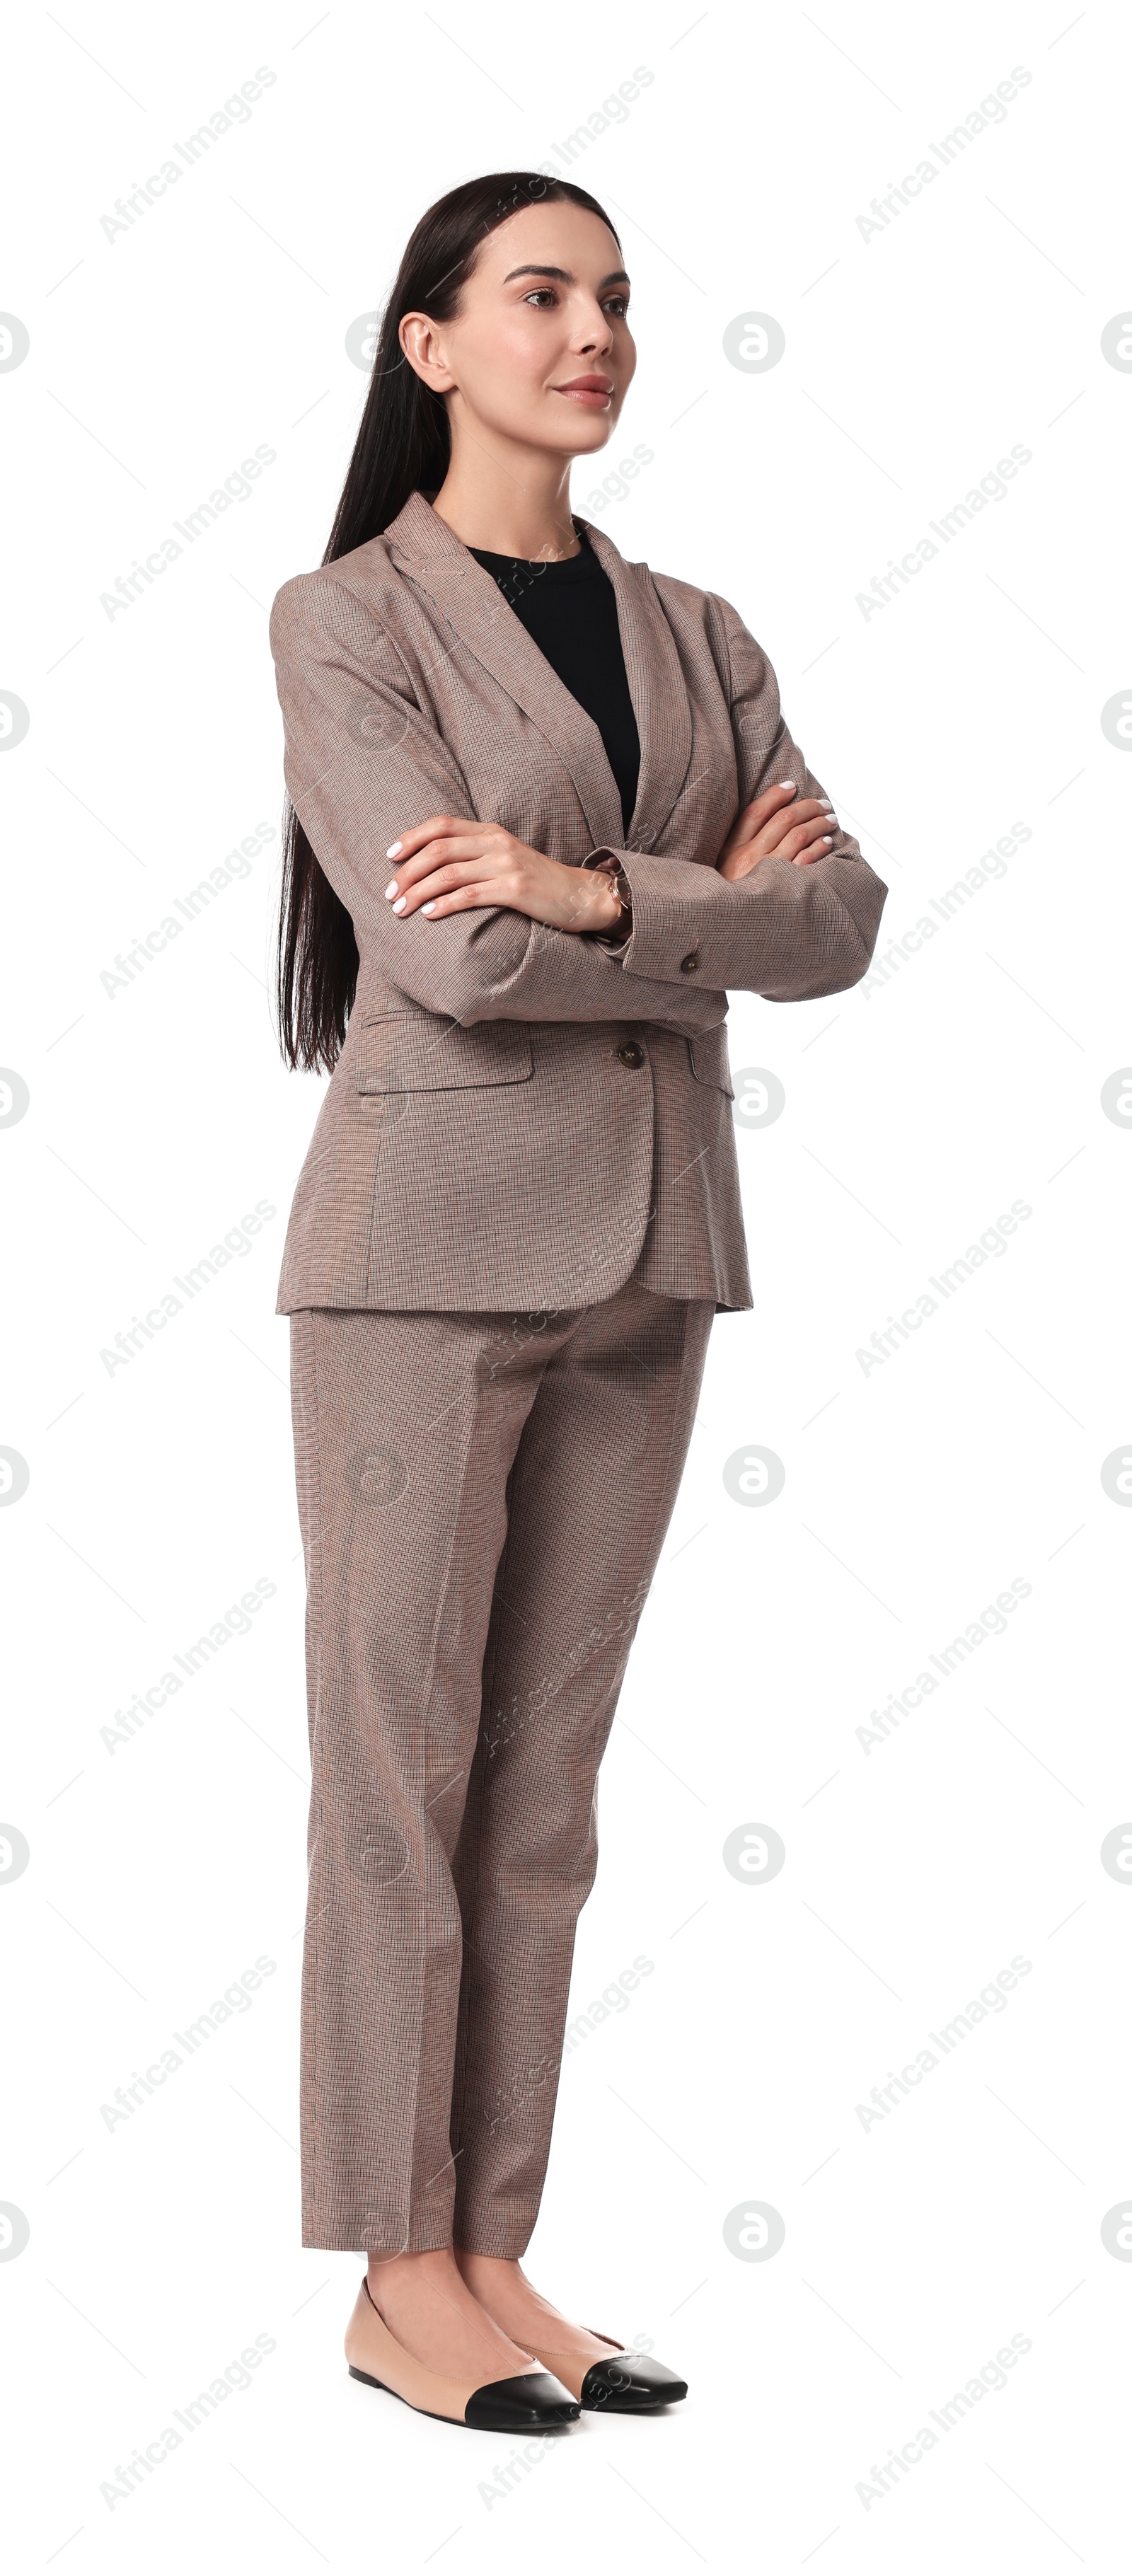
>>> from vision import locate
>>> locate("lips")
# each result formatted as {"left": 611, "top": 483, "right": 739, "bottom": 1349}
{"left": 553, "top": 376, "right": 613, "bottom": 406}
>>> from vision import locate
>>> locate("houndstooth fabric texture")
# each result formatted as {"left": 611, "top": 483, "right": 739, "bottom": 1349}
{"left": 289, "top": 1269, "right": 715, "bottom": 2255}
{"left": 270, "top": 491, "right": 887, "bottom": 1317}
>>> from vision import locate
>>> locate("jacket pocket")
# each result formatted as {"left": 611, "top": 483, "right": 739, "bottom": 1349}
{"left": 355, "top": 1013, "right": 534, "bottom": 1094}
{"left": 686, "top": 1027, "right": 734, "bottom": 1097}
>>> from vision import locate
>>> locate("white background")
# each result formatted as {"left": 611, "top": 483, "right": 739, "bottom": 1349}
{"left": 3, "top": 2, "right": 1129, "bottom": 2567}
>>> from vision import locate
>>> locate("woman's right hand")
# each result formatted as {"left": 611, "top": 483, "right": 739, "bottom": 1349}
{"left": 717, "top": 779, "right": 837, "bottom": 881}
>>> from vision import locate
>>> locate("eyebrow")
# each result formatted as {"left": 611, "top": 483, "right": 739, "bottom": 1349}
{"left": 501, "top": 264, "right": 630, "bottom": 289}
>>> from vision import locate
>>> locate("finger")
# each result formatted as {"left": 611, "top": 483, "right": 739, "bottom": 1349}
{"left": 744, "top": 778, "right": 800, "bottom": 828}
{"left": 384, "top": 815, "right": 471, "bottom": 862}
{"left": 385, "top": 836, "right": 492, "bottom": 898}
{"left": 417, "top": 882, "right": 509, "bottom": 920}
{"left": 388, "top": 857, "right": 496, "bottom": 915}
{"left": 752, "top": 798, "right": 834, "bottom": 856}
{"left": 776, "top": 820, "right": 835, "bottom": 863}
{"left": 778, "top": 813, "right": 836, "bottom": 853}
{"left": 790, "top": 810, "right": 838, "bottom": 848}
{"left": 724, "top": 780, "right": 798, "bottom": 849}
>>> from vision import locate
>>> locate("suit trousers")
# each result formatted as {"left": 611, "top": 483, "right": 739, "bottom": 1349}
{"left": 289, "top": 1271, "right": 715, "bottom": 2255}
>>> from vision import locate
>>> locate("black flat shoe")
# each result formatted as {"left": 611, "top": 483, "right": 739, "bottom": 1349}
{"left": 579, "top": 2351, "right": 688, "bottom": 2412}
{"left": 344, "top": 2275, "right": 579, "bottom": 2431}
{"left": 534, "top": 2330, "right": 688, "bottom": 2413}
{"left": 464, "top": 2371, "right": 580, "bottom": 2431}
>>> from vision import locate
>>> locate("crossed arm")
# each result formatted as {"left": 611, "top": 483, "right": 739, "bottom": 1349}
{"left": 270, "top": 570, "right": 887, "bottom": 1026}
{"left": 382, "top": 775, "right": 838, "bottom": 930}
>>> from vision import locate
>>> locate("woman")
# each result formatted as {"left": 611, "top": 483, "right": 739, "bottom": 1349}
{"left": 270, "top": 170, "right": 886, "bottom": 2435}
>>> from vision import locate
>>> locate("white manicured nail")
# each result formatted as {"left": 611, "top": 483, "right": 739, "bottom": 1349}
{"left": 384, "top": 881, "right": 398, "bottom": 899}
{"left": 392, "top": 895, "right": 406, "bottom": 913}
{"left": 422, "top": 901, "right": 436, "bottom": 914}
{"left": 386, "top": 841, "right": 402, "bottom": 858}
{"left": 821, "top": 834, "right": 832, "bottom": 845}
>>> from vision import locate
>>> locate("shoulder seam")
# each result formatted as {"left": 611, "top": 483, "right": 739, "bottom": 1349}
{"left": 288, "top": 562, "right": 418, "bottom": 693}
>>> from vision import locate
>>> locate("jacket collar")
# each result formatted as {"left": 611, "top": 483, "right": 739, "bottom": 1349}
{"left": 381, "top": 487, "right": 693, "bottom": 855}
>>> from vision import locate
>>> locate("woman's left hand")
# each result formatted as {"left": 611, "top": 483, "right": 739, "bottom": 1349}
{"left": 717, "top": 779, "right": 837, "bottom": 880}
{"left": 383, "top": 816, "right": 621, "bottom": 933}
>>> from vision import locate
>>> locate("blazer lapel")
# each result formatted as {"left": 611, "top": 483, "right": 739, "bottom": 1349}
{"left": 383, "top": 491, "right": 694, "bottom": 855}
{"left": 385, "top": 492, "right": 620, "bottom": 849}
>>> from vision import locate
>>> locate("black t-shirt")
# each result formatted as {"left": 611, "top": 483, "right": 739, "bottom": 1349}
{"left": 468, "top": 531, "right": 640, "bottom": 837}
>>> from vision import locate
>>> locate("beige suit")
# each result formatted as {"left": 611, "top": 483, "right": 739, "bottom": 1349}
{"left": 270, "top": 490, "right": 887, "bottom": 1317}
{"left": 271, "top": 494, "right": 887, "bottom": 2253}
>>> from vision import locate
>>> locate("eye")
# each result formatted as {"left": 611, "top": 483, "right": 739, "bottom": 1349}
{"left": 524, "top": 288, "right": 558, "bottom": 308}
{"left": 603, "top": 295, "right": 630, "bottom": 318}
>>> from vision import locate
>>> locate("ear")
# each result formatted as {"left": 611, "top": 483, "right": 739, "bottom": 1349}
{"left": 399, "top": 313, "right": 455, "bottom": 393}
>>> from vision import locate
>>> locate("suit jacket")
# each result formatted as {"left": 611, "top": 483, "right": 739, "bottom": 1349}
{"left": 269, "top": 490, "right": 887, "bottom": 1315}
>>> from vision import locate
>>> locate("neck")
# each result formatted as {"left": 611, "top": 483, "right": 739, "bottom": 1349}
{"left": 429, "top": 421, "right": 579, "bottom": 560}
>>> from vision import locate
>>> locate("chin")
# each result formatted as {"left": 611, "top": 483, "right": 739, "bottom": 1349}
{"left": 545, "top": 413, "right": 618, "bottom": 457}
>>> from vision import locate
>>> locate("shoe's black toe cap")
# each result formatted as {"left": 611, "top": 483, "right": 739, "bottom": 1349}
{"left": 580, "top": 2352, "right": 688, "bottom": 2413}
{"left": 464, "top": 2369, "right": 580, "bottom": 2431}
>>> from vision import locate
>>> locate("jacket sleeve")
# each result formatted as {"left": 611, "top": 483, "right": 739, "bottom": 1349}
{"left": 269, "top": 567, "right": 728, "bottom": 1034}
{"left": 585, "top": 595, "right": 888, "bottom": 1000}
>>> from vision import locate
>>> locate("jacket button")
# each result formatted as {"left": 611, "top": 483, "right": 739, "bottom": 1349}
{"left": 680, "top": 950, "right": 700, "bottom": 974}
{"left": 616, "top": 1040, "right": 645, "bottom": 1069}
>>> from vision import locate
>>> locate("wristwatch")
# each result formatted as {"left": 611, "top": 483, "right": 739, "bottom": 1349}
{"left": 587, "top": 852, "right": 633, "bottom": 943}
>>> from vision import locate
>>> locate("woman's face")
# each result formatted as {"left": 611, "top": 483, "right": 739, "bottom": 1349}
{"left": 400, "top": 200, "right": 636, "bottom": 460}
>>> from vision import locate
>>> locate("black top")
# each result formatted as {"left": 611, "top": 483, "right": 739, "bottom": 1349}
{"left": 468, "top": 531, "right": 640, "bottom": 837}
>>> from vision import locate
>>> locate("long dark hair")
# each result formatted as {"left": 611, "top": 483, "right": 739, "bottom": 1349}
{"left": 276, "top": 171, "right": 622, "bottom": 1073}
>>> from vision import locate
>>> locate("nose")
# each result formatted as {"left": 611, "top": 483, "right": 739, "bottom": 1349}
{"left": 574, "top": 306, "right": 614, "bottom": 356}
